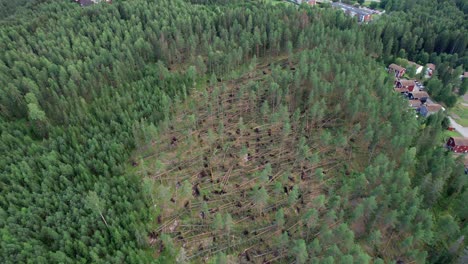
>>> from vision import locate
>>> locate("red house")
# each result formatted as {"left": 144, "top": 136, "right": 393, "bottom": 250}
{"left": 388, "top": 64, "right": 406, "bottom": 78}
{"left": 395, "top": 79, "right": 416, "bottom": 92}
{"left": 447, "top": 137, "right": 468, "bottom": 153}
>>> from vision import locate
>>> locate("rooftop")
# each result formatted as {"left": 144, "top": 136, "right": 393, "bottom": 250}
{"left": 331, "top": 2, "right": 373, "bottom": 16}
{"left": 398, "top": 79, "right": 416, "bottom": 86}
{"left": 394, "top": 87, "right": 409, "bottom": 93}
{"left": 422, "top": 103, "right": 443, "bottom": 112}
{"left": 409, "top": 100, "right": 422, "bottom": 108}
{"left": 389, "top": 63, "right": 406, "bottom": 72}
{"left": 426, "top": 63, "right": 436, "bottom": 70}
{"left": 410, "top": 91, "right": 429, "bottom": 98}
{"left": 451, "top": 137, "right": 468, "bottom": 146}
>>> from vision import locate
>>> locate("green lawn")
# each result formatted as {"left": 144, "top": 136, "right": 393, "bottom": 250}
{"left": 450, "top": 103, "right": 468, "bottom": 127}
{"left": 443, "top": 129, "right": 462, "bottom": 139}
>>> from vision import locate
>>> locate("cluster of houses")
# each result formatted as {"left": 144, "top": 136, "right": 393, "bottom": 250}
{"left": 291, "top": 1, "right": 383, "bottom": 23}
{"left": 74, "top": 0, "right": 111, "bottom": 7}
{"left": 330, "top": 2, "right": 382, "bottom": 22}
{"left": 331, "top": 2, "right": 374, "bottom": 22}
{"left": 389, "top": 62, "right": 444, "bottom": 117}
{"left": 389, "top": 62, "right": 468, "bottom": 173}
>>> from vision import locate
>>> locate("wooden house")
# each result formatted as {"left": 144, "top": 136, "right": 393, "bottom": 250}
{"left": 408, "top": 91, "right": 429, "bottom": 103}
{"left": 447, "top": 137, "right": 468, "bottom": 153}
{"left": 388, "top": 64, "right": 406, "bottom": 78}
{"left": 396, "top": 79, "right": 416, "bottom": 92}
{"left": 418, "top": 104, "right": 444, "bottom": 117}
{"left": 408, "top": 100, "right": 422, "bottom": 109}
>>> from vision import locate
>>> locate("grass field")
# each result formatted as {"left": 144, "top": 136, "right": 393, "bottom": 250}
{"left": 450, "top": 103, "right": 468, "bottom": 127}
{"left": 443, "top": 129, "right": 462, "bottom": 139}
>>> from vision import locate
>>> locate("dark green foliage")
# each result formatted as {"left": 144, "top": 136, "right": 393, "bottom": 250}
{"left": 378, "top": 0, "right": 466, "bottom": 67}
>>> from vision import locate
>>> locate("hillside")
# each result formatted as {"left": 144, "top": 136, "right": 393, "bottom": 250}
{"left": 0, "top": 0, "right": 466, "bottom": 263}
{"left": 133, "top": 51, "right": 431, "bottom": 262}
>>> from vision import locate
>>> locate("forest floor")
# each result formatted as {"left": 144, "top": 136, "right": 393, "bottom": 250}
{"left": 132, "top": 56, "right": 356, "bottom": 262}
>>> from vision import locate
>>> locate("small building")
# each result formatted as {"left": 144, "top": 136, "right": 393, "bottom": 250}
{"left": 409, "top": 100, "right": 422, "bottom": 109}
{"left": 396, "top": 79, "right": 416, "bottom": 92}
{"left": 307, "top": 0, "right": 317, "bottom": 5}
{"left": 394, "top": 87, "right": 409, "bottom": 94}
{"left": 426, "top": 63, "right": 436, "bottom": 77}
{"left": 331, "top": 2, "right": 373, "bottom": 22}
{"left": 408, "top": 91, "right": 429, "bottom": 103}
{"left": 388, "top": 64, "right": 406, "bottom": 78}
{"left": 407, "top": 61, "right": 423, "bottom": 75}
{"left": 447, "top": 137, "right": 468, "bottom": 153}
{"left": 418, "top": 103, "right": 444, "bottom": 117}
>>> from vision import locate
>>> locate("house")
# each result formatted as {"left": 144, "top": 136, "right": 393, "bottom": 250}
{"left": 447, "top": 137, "right": 468, "bottom": 153}
{"left": 331, "top": 2, "right": 373, "bottom": 22}
{"left": 74, "top": 0, "right": 111, "bottom": 7}
{"left": 388, "top": 64, "right": 406, "bottom": 78}
{"left": 409, "top": 100, "right": 422, "bottom": 109}
{"left": 395, "top": 79, "right": 416, "bottom": 92}
{"left": 307, "top": 0, "right": 317, "bottom": 5}
{"left": 407, "top": 61, "right": 423, "bottom": 75}
{"left": 426, "top": 63, "right": 436, "bottom": 77}
{"left": 418, "top": 103, "right": 444, "bottom": 117}
{"left": 408, "top": 91, "right": 429, "bottom": 103}
{"left": 394, "top": 87, "right": 409, "bottom": 94}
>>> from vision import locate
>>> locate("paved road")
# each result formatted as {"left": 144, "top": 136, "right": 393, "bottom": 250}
{"left": 448, "top": 117, "right": 468, "bottom": 138}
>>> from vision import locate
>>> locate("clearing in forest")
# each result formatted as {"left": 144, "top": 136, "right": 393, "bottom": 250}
{"left": 134, "top": 57, "right": 351, "bottom": 262}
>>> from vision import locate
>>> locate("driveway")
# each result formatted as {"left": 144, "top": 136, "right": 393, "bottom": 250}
{"left": 448, "top": 117, "right": 468, "bottom": 138}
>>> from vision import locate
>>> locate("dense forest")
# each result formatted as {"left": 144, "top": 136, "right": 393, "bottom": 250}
{"left": 0, "top": 0, "right": 466, "bottom": 263}
{"left": 376, "top": 0, "right": 467, "bottom": 106}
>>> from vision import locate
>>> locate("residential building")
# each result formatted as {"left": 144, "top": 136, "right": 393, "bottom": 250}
{"left": 407, "top": 61, "right": 423, "bottom": 75}
{"left": 395, "top": 79, "right": 416, "bottom": 92}
{"left": 409, "top": 100, "right": 422, "bottom": 109}
{"left": 447, "top": 137, "right": 468, "bottom": 153}
{"left": 426, "top": 63, "right": 436, "bottom": 77}
{"left": 331, "top": 2, "right": 373, "bottom": 22}
{"left": 408, "top": 91, "right": 429, "bottom": 103}
{"left": 388, "top": 63, "right": 406, "bottom": 78}
{"left": 74, "top": 0, "right": 111, "bottom": 7}
{"left": 418, "top": 104, "right": 444, "bottom": 117}
{"left": 394, "top": 87, "right": 409, "bottom": 94}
